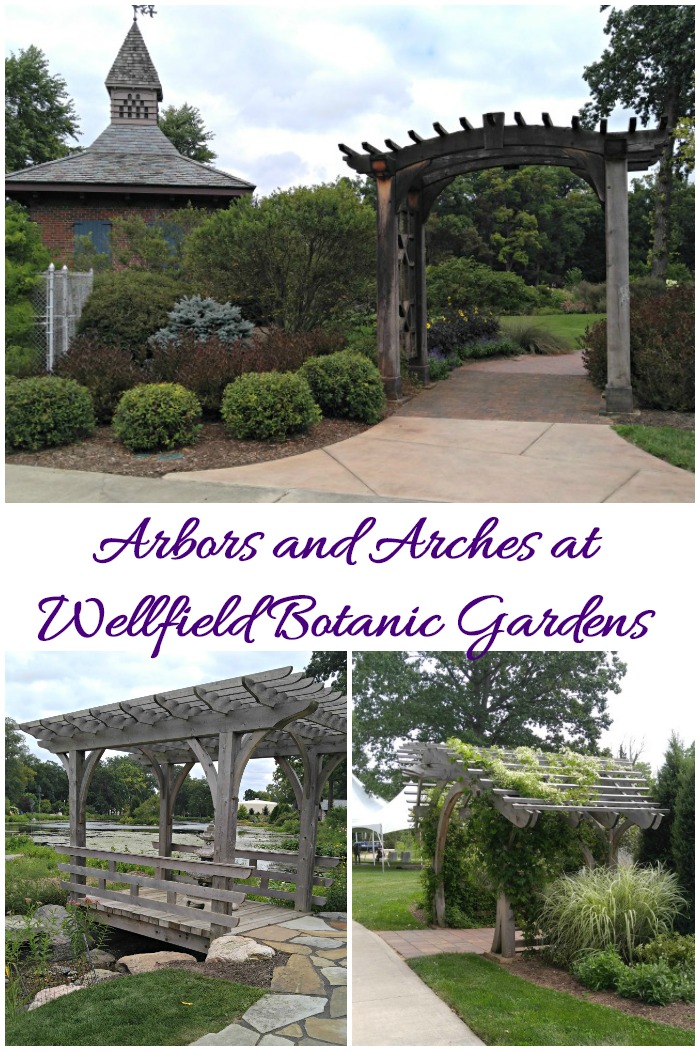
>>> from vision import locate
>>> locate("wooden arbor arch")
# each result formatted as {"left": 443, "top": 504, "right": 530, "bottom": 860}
{"left": 398, "top": 742, "right": 667, "bottom": 958}
{"left": 20, "top": 666, "right": 346, "bottom": 949}
{"left": 340, "top": 112, "right": 669, "bottom": 411}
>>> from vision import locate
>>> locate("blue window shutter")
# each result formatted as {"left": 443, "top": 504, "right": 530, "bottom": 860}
{"left": 74, "top": 220, "right": 112, "bottom": 258}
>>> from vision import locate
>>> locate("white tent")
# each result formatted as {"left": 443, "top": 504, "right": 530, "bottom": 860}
{"left": 351, "top": 776, "right": 416, "bottom": 868}
{"left": 350, "top": 774, "right": 384, "bottom": 831}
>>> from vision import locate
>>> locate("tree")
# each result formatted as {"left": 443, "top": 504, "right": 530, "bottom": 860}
{"left": 637, "top": 732, "right": 692, "bottom": 868}
{"left": 158, "top": 103, "right": 216, "bottom": 163}
{"left": 672, "top": 747, "right": 694, "bottom": 931}
{"left": 5, "top": 202, "right": 50, "bottom": 363}
{"left": 305, "top": 652, "right": 347, "bottom": 693}
{"left": 185, "top": 179, "right": 376, "bottom": 330}
{"left": 5, "top": 45, "right": 80, "bottom": 172}
{"left": 5, "top": 719, "right": 36, "bottom": 805}
{"left": 85, "top": 755, "right": 156, "bottom": 817}
{"left": 581, "top": 5, "right": 695, "bottom": 278}
{"left": 353, "top": 652, "right": 625, "bottom": 795}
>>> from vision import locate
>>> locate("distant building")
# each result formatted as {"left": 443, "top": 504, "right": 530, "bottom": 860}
{"left": 5, "top": 19, "right": 254, "bottom": 262}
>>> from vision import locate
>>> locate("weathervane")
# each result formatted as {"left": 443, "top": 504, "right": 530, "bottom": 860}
{"left": 132, "top": 4, "right": 157, "bottom": 21}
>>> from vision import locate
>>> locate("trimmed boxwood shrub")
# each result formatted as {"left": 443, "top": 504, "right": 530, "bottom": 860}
{"left": 6, "top": 376, "right": 95, "bottom": 451}
{"left": 112, "top": 383, "right": 202, "bottom": 452}
{"left": 221, "top": 372, "right": 321, "bottom": 441}
{"left": 77, "top": 271, "right": 186, "bottom": 362}
{"left": 56, "top": 336, "right": 142, "bottom": 423}
{"left": 301, "top": 351, "right": 385, "bottom": 424}
{"left": 582, "top": 286, "right": 694, "bottom": 411}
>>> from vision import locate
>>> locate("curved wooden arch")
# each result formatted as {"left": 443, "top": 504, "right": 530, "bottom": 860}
{"left": 432, "top": 782, "right": 468, "bottom": 927}
{"left": 341, "top": 111, "right": 668, "bottom": 410}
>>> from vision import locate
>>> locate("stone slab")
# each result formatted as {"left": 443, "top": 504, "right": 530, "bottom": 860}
{"left": 190, "top": 1023, "right": 260, "bottom": 1045}
{"left": 260, "top": 940, "right": 311, "bottom": 956}
{"left": 246, "top": 924, "right": 298, "bottom": 943}
{"left": 291, "top": 936, "right": 346, "bottom": 949}
{"left": 259, "top": 1036, "right": 294, "bottom": 1046}
{"left": 315, "top": 947, "right": 347, "bottom": 960}
{"left": 117, "top": 950, "right": 196, "bottom": 974}
{"left": 271, "top": 955, "right": 325, "bottom": 995}
{"left": 279, "top": 917, "right": 338, "bottom": 932}
{"left": 329, "top": 986, "right": 347, "bottom": 1018}
{"left": 277, "top": 1024, "right": 304, "bottom": 1038}
{"left": 304, "top": 1017, "right": 347, "bottom": 1044}
{"left": 320, "top": 967, "right": 347, "bottom": 986}
{"left": 243, "top": 994, "right": 327, "bottom": 1034}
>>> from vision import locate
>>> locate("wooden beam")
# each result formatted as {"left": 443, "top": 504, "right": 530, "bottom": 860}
{"left": 62, "top": 883, "right": 242, "bottom": 930}
{"left": 514, "top": 112, "right": 527, "bottom": 127}
{"left": 432, "top": 122, "right": 448, "bottom": 136}
{"left": 542, "top": 112, "right": 553, "bottom": 127}
{"left": 407, "top": 129, "right": 423, "bottom": 143}
{"left": 458, "top": 117, "right": 473, "bottom": 131}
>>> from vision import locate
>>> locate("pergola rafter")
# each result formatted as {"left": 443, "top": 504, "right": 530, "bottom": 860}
{"left": 397, "top": 742, "right": 667, "bottom": 956}
{"left": 20, "top": 666, "right": 347, "bottom": 948}
{"left": 340, "top": 111, "right": 669, "bottom": 411}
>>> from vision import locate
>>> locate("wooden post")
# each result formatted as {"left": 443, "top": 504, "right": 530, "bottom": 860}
{"left": 491, "top": 892, "right": 516, "bottom": 958}
{"left": 376, "top": 174, "right": 401, "bottom": 400}
{"left": 408, "top": 191, "right": 429, "bottom": 384}
{"left": 432, "top": 785, "right": 464, "bottom": 926}
{"left": 68, "top": 750, "right": 87, "bottom": 892}
{"left": 211, "top": 730, "right": 241, "bottom": 940}
{"left": 603, "top": 146, "right": 633, "bottom": 413}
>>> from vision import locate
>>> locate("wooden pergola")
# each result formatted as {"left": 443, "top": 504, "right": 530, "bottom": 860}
{"left": 398, "top": 742, "right": 667, "bottom": 957}
{"left": 19, "top": 666, "right": 346, "bottom": 950}
{"left": 340, "top": 112, "right": 669, "bottom": 410}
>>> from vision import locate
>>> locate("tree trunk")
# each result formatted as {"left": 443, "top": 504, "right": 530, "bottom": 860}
{"left": 650, "top": 89, "right": 679, "bottom": 280}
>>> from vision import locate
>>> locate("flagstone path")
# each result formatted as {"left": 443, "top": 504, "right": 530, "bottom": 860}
{"left": 190, "top": 913, "right": 347, "bottom": 1046}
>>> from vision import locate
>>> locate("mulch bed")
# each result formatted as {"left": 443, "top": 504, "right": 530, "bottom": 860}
{"left": 166, "top": 951, "right": 287, "bottom": 989}
{"left": 501, "top": 955, "right": 694, "bottom": 1031}
{"left": 607, "top": 409, "right": 695, "bottom": 431}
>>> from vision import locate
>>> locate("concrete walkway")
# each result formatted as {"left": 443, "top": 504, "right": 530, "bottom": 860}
{"left": 352, "top": 922, "right": 483, "bottom": 1046}
{"left": 6, "top": 353, "right": 694, "bottom": 503}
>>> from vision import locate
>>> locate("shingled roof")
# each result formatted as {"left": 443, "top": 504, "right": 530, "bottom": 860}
{"left": 5, "top": 20, "right": 253, "bottom": 195}
{"left": 106, "top": 21, "right": 163, "bottom": 100}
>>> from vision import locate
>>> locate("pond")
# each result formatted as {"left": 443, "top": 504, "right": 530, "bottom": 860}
{"left": 6, "top": 819, "right": 291, "bottom": 859}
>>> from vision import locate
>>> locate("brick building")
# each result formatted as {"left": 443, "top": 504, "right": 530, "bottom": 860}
{"left": 5, "top": 19, "right": 254, "bottom": 262}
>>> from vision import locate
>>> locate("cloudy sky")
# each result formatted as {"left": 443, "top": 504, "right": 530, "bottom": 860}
{"left": 6, "top": 651, "right": 316, "bottom": 795}
{"left": 4, "top": 2, "right": 640, "bottom": 195}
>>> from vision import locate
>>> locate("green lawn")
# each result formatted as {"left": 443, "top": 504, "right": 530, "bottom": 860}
{"left": 500, "top": 313, "right": 605, "bottom": 348}
{"left": 352, "top": 862, "right": 427, "bottom": 930}
{"left": 5, "top": 969, "right": 264, "bottom": 1046}
{"left": 614, "top": 425, "right": 695, "bottom": 472}
{"left": 410, "top": 954, "right": 693, "bottom": 1046}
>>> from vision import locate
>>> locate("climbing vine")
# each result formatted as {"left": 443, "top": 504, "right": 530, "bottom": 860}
{"left": 421, "top": 741, "right": 609, "bottom": 942}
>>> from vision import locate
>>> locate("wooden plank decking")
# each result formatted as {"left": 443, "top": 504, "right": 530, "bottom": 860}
{"left": 85, "top": 887, "right": 311, "bottom": 953}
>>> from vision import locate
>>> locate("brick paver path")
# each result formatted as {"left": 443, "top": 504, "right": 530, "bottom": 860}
{"left": 378, "top": 927, "right": 494, "bottom": 959}
{"left": 399, "top": 351, "right": 609, "bottom": 424}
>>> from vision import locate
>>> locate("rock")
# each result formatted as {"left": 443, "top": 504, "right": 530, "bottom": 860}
{"left": 259, "top": 940, "right": 311, "bottom": 956}
{"left": 81, "top": 968, "right": 122, "bottom": 984}
{"left": 280, "top": 917, "right": 337, "bottom": 932}
{"left": 242, "top": 994, "right": 327, "bottom": 1034}
{"left": 190, "top": 1023, "right": 259, "bottom": 1045}
{"left": 259, "top": 1037, "right": 294, "bottom": 1046}
{"left": 291, "top": 936, "right": 346, "bottom": 950}
{"left": 277, "top": 1023, "right": 304, "bottom": 1038}
{"left": 304, "top": 1016, "right": 347, "bottom": 1044}
{"left": 321, "top": 966, "right": 347, "bottom": 986}
{"left": 329, "top": 986, "right": 347, "bottom": 1018}
{"left": 28, "top": 984, "right": 79, "bottom": 1010}
{"left": 315, "top": 946, "right": 347, "bottom": 960}
{"left": 87, "top": 949, "right": 116, "bottom": 970}
{"left": 206, "top": 934, "right": 275, "bottom": 965}
{"left": 34, "top": 904, "right": 69, "bottom": 923}
{"left": 116, "top": 950, "right": 197, "bottom": 974}
{"left": 317, "top": 912, "right": 347, "bottom": 921}
{"left": 271, "top": 955, "right": 325, "bottom": 996}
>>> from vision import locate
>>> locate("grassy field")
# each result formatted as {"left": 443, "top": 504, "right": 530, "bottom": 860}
{"left": 352, "top": 862, "right": 427, "bottom": 930}
{"left": 5, "top": 970, "right": 264, "bottom": 1046}
{"left": 410, "top": 954, "right": 693, "bottom": 1046}
{"left": 614, "top": 425, "right": 695, "bottom": 472}
{"left": 500, "top": 313, "right": 605, "bottom": 347}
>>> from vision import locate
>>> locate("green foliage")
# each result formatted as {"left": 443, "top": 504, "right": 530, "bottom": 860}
{"left": 77, "top": 271, "right": 187, "bottom": 361}
{"left": 352, "top": 652, "right": 624, "bottom": 796}
{"left": 457, "top": 338, "right": 521, "bottom": 361}
{"left": 321, "top": 863, "right": 347, "bottom": 912}
{"left": 150, "top": 295, "right": 254, "bottom": 348}
{"left": 613, "top": 425, "right": 694, "bottom": 473}
{"left": 112, "top": 383, "right": 202, "bottom": 452}
{"left": 672, "top": 750, "right": 694, "bottom": 930}
{"left": 305, "top": 651, "right": 347, "bottom": 692}
{"left": 6, "top": 342, "right": 43, "bottom": 378}
{"left": 5, "top": 376, "right": 95, "bottom": 451}
{"left": 572, "top": 947, "right": 627, "bottom": 991}
{"left": 85, "top": 755, "right": 157, "bottom": 817}
{"left": 185, "top": 179, "right": 376, "bottom": 331}
{"left": 301, "top": 351, "right": 385, "bottom": 424}
{"left": 130, "top": 794, "right": 160, "bottom": 823}
{"left": 583, "top": 287, "right": 694, "bottom": 410}
{"left": 538, "top": 865, "right": 686, "bottom": 965}
{"left": 111, "top": 207, "right": 209, "bottom": 276}
{"left": 634, "top": 932, "right": 695, "bottom": 970}
{"left": 5, "top": 45, "right": 80, "bottom": 171}
{"left": 5, "top": 839, "right": 66, "bottom": 914}
{"left": 55, "top": 337, "right": 141, "bottom": 423}
{"left": 158, "top": 103, "right": 216, "bottom": 163}
{"left": 221, "top": 371, "right": 321, "bottom": 441}
{"left": 427, "top": 257, "right": 537, "bottom": 314}
{"left": 5, "top": 202, "right": 50, "bottom": 351}
{"left": 428, "top": 356, "right": 452, "bottom": 381}
{"left": 410, "top": 952, "right": 694, "bottom": 1045}
{"left": 615, "top": 961, "right": 694, "bottom": 1006}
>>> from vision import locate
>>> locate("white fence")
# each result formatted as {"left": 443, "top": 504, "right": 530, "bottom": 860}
{"left": 33, "top": 264, "right": 94, "bottom": 370}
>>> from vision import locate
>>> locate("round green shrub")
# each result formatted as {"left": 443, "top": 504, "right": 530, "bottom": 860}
{"left": 77, "top": 271, "right": 187, "bottom": 362}
{"left": 300, "top": 351, "right": 385, "bottom": 424}
{"left": 221, "top": 371, "right": 321, "bottom": 441}
{"left": 6, "top": 376, "right": 95, "bottom": 451}
{"left": 614, "top": 961, "right": 694, "bottom": 1005}
{"left": 572, "top": 947, "right": 626, "bottom": 991}
{"left": 634, "top": 932, "right": 694, "bottom": 971}
{"left": 112, "top": 383, "right": 202, "bottom": 452}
